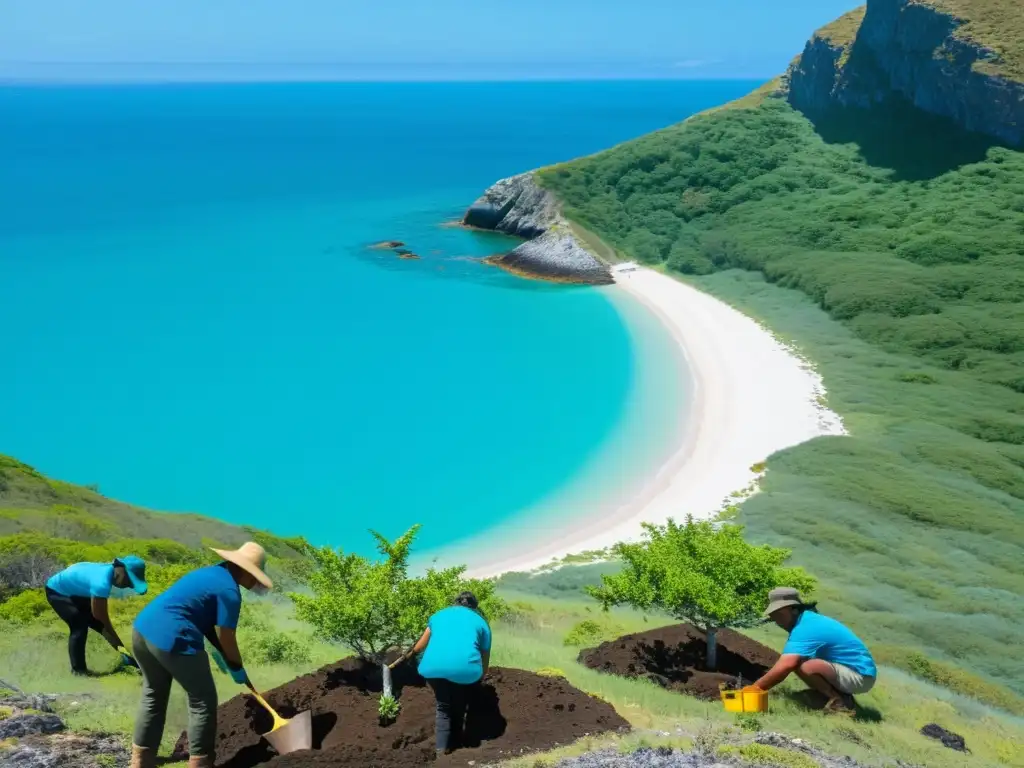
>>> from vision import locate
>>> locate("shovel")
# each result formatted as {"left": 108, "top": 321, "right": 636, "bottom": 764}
{"left": 245, "top": 682, "right": 313, "bottom": 755}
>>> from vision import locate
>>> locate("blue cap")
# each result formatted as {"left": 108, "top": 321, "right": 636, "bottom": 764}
{"left": 118, "top": 555, "right": 148, "bottom": 595}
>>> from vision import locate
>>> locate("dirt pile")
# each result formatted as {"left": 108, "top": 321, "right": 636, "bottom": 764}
{"left": 577, "top": 624, "right": 778, "bottom": 699}
{"left": 175, "top": 660, "right": 628, "bottom": 768}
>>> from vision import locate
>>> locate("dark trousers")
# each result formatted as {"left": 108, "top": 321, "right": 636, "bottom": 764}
{"left": 45, "top": 587, "right": 105, "bottom": 674}
{"left": 426, "top": 678, "right": 477, "bottom": 752}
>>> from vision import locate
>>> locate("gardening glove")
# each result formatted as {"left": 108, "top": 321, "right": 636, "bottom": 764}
{"left": 229, "top": 666, "right": 250, "bottom": 686}
{"left": 210, "top": 649, "right": 230, "bottom": 674}
{"left": 116, "top": 646, "right": 140, "bottom": 669}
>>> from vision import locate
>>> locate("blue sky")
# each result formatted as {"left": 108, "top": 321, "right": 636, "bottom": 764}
{"left": 1, "top": 0, "right": 862, "bottom": 81}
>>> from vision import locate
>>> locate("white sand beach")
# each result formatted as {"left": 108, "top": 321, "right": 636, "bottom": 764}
{"left": 465, "top": 266, "right": 845, "bottom": 578}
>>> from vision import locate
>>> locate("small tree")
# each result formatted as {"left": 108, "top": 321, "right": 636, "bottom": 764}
{"left": 587, "top": 516, "right": 815, "bottom": 670}
{"left": 289, "top": 525, "right": 504, "bottom": 702}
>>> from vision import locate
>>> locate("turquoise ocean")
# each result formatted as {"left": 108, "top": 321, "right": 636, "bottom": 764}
{"left": 0, "top": 81, "right": 757, "bottom": 566}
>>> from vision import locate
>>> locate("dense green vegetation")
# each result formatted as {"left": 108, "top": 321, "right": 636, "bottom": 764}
{"left": 537, "top": 74, "right": 1024, "bottom": 705}
{"left": 0, "top": 453, "right": 312, "bottom": 625}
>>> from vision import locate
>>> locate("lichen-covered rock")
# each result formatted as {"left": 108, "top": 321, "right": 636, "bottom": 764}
{"left": 0, "top": 733, "right": 129, "bottom": 768}
{"left": 787, "top": 0, "right": 1024, "bottom": 147}
{"left": 465, "top": 174, "right": 613, "bottom": 284}
{"left": 0, "top": 715, "right": 64, "bottom": 740}
{"left": 495, "top": 230, "right": 614, "bottom": 285}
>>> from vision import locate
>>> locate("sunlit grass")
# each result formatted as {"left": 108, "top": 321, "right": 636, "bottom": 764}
{"left": 3, "top": 593, "right": 1023, "bottom": 766}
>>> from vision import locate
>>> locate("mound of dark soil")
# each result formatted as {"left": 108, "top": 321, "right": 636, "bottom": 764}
{"left": 577, "top": 624, "right": 778, "bottom": 699}
{"left": 175, "top": 660, "right": 628, "bottom": 768}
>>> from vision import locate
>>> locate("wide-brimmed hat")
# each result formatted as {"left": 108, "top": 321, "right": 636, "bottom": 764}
{"left": 764, "top": 586, "right": 805, "bottom": 617}
{"left": 210, "top": 542, "right": 273, "bottom": 590}
{"left": 115, "top": 555, "right": 148, "bottom": 595}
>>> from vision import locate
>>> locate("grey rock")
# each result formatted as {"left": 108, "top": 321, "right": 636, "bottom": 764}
{"left": 465, "top": 173, "right": 613, "bottom": 285}
{"left": 0, "top": 715, "right": 64, "bottom": 740}
{"left": 0, "top": 734, "right": 129, "bottom": 768}
{"left": 464, "top": 173, "right": 560, "bottom": 238}
{"left": 787, "top": 0, "right": 1024, "bottom": 147}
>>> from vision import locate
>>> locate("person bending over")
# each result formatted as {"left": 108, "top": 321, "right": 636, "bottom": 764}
{"left": 45, "top": 556, "right": 148, "bottom": 674}
{"left": 392, "top": 591, "right": 492, "bottom": 756}
{"left": 129, "top": 542, "right": 271, "bottom": 768}
{"left": 751, "top": 587, "right": 876, "bottom": 714}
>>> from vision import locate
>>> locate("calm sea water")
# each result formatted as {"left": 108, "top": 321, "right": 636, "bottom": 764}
{"left": 0, "top": 81, "right": 756, "bottom": 561}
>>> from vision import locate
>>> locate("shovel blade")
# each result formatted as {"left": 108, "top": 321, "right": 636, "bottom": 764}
{"left": 263, "top": 710, "right": 313, "bottom": 755}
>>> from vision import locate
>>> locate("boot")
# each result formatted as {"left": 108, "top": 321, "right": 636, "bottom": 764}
{"left": 130, "top": 745, "right": 156, "bottom": 768}
{"left": 188, "top": 754, "right": 215, "bottom": 768}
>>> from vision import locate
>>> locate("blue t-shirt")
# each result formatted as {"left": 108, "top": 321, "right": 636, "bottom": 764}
{"left": 418, "top": 606, "right": 492, "bottom": 685}
{"left": 783, "top": 611, "right": 877, "bottom": 677}
{"left": 134, "top": 564, "right": 241, "bottom": 655}
{"left": 46, "top": 563, "right": 115, "bottom": 599}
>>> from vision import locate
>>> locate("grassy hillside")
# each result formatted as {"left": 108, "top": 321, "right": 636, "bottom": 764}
{"left": 535, "top": 10, "right": 1024, "bottom": 709}
{"left": 4, "top": 593, "right": 1023, "bottom": 767}
{"left": 0, "top": 453, "right": 310, "bottom": 619}
{"left": 928, "top": 0, "right": 1024, "bottom": 79}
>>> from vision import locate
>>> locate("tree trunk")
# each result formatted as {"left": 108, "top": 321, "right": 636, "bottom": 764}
{"left": 705, "top": 627, "right": 718, "bottom": 671}
{"left": 381, "top": 660, "right": 393, "bottom": 699}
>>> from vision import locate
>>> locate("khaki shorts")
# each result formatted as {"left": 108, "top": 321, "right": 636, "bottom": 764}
{"left": 829, "top": 662, "right": 876, "bottom": 695}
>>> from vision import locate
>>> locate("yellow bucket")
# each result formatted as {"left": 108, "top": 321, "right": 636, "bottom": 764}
{"left": 720, "top": 687, "right": 768, "bottom": 713}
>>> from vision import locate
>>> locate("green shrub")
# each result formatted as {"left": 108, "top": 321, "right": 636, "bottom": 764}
{"left": 717, "top": 743, "right": 819, "bottom": 768}
{"left": 0, "top": 589, "right": 50, "bottom": 624}
{"left": 249, "top": 631, "right": 312, "bottom": 666}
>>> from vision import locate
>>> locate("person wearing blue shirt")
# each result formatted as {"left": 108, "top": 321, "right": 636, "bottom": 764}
{"left": 129, "top": 542, "right": 272, "bottom": 768}
{"left": 391, "top": 591, "right": 492, "bottom": 756}
{"left": 45, "top": 556, "right": 148, "bottom": 675}
{"left": 752, "top": 587, "right": 877, "bottom": 714}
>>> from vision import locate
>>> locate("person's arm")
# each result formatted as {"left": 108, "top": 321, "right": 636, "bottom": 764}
{"left": 216, "top": 626, "right": 244, "bottom": 669}
{"left": 390, "top": 627, "right": 430, "bottom": 669}
{"left": 90, "top": 597, "right": 127, "bottom": 650}
{"left": 479, "top": 621, "right": 492, "bottom": 678}
{"left": 752, "top": 653, "right": 802, "bottom": 691}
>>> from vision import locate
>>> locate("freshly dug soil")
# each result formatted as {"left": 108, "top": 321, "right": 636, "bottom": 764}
{"left": 577, "top": 624, "right": 779, "bottom": 699}
{"left": 174, "top": 659, "right": 628, "bottom": 768}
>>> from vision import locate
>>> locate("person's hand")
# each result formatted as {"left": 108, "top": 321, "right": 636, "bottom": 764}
{"left": 229, "top": 666, "right": 250, "bottom": 686}
{"left": 742, "top": 684, "right": 764, "bottom": 692}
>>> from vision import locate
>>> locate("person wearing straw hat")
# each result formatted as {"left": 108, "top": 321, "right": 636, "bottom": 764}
{"left": 129, "top": 542, "right": 272, "bottom": 768}
{"left": 45, "top": 555, "right": 148, "bottom": 675}
{"left": 750, "top": 587, "right": 876, "bottom": 714}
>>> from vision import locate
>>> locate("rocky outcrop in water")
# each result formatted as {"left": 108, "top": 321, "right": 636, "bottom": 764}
{"left": 465, "top": 173, "right": 613, "bottom": 285}
{"left": 787, "top": 0, "right": 1024, "bottom": 147}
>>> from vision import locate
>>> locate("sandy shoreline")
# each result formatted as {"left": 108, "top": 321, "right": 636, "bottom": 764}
{"left": 463, "top": 266, "right": 845, "bottom": 578}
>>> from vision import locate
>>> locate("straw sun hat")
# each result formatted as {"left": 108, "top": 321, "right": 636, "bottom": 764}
{"left": 211, "top": 542, "right": 274, "bottom": 590}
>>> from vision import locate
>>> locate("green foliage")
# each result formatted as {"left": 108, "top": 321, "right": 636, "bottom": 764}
{"left": 0, "top": 589, "right": 50, "bottom": 624}
{"left": 378, "top": 694, "right": 400, "bottom": 720}
{"left": 537, "top": 85, "right": 1024, "bottom": 698}
{"left": 248, "top": 631, "right": 312, "bottom": 666}
{"left": 718, "top": 743, "right": 819, "bottom": 768}
{"left": 588, "top": 517, "right": 815, "bottom": 636}
{"left": 290, "top": 526, "right": 504, "bottom": 663}
{"left": 562, "top": 618, "right": 623, "bottom": 648}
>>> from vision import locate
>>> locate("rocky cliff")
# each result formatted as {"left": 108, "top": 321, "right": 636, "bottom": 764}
{"left": 787, "top": 0, "right": 1024, "bottom": 147}
{"left": 464, "top": 174, "right": 613, "bottom": 285}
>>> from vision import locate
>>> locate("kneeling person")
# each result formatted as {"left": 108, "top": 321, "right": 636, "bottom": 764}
{"left": 751, "top": 587, "right": 876, "bottom": 713}
{"left": 45, "top": 556, "right": 148, "bottom": 674}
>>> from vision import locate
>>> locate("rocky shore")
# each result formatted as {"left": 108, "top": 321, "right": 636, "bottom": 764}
{"left": 464, "top": 173, "right": 614, "bottom": 285}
